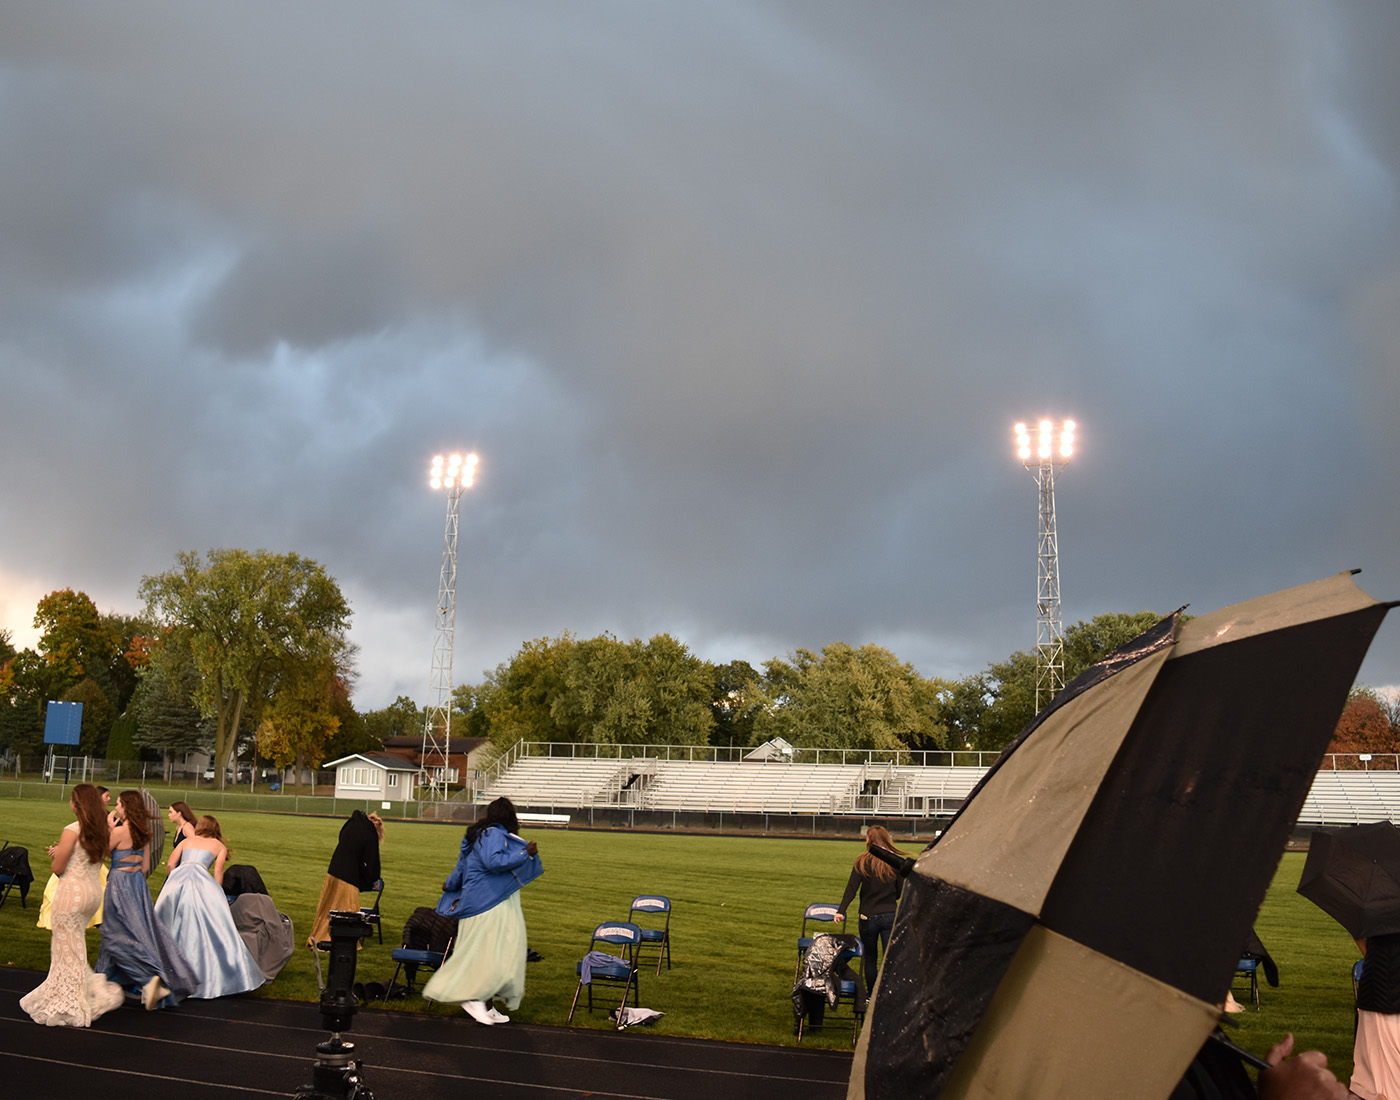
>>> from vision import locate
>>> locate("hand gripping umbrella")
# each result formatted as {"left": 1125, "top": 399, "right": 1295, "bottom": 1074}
{"left": 1298, "top": 821, "right": 1400, "bottom": 940}
{"left": 849, "top": 571, "right": 1393, "bottom": 1100}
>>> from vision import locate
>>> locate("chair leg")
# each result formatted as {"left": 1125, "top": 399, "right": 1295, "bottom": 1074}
{"left": 382, "top": 962, "right": 404, "bottom": 1006}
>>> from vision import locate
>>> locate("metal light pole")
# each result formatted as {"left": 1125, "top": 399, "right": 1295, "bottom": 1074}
{"left": 1014, "top": 419, "right": 1075, "bottom": 712}
{"left": 421, "top": 452, "right": 478, "bottom": 802}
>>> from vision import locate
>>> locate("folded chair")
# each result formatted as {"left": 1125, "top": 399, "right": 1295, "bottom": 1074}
{"left": 629, "top": 895, "right": 672, "bottom": 975}
{"left": 568, "top": 922, "right": 642, "bottom": 1025}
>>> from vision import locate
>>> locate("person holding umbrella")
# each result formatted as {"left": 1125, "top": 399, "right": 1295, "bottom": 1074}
{"left": 1353, "top": 932, "right": 1400, "bottom": 1100}
{"left": 1297, "top": 819, "right": 1400, "bottom": 1100}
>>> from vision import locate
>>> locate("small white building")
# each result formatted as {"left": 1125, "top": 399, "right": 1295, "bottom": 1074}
{"left": 324, "top": 752, "right": 420, "bottom": 802}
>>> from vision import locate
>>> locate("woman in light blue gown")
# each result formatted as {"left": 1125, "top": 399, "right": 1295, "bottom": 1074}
{"left": 154, "top": 815, "right": 264, "bottom": 999}
{"left": 96, "top": 791, "right": 198, "bottom": 1009}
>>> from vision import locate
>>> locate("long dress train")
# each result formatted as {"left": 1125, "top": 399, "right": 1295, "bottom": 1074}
{"left": 95, "top": 846, "right": 198, "bottom": 1005}
{"left": 154, "top": 847, "right": 264, "bottom": 999}
{"left": 20, "top": 833, "right": 125, "bottom": 1027}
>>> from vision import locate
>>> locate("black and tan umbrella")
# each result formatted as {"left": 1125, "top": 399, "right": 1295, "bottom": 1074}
{"left": 1298, "top": 821, "right": 1400, "bottom": 940}
{"left": 850, "top": 571, "right": 1393, "bottom": 1099}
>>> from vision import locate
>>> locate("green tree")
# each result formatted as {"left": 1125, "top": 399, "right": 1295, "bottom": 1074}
{"left": 106, "top": 711, "right": 140, "bottom": 762}
{"left": 750, "top": 643, "right": 946, "bottom": 753}
{"left": 476, "top": 634, "right": 581, "bottom": 747}
{"left": 710, "top": 660, "right": 761, "bottom": 749}
{"left": 975, "top": 611, "right": 1172, "bottom": 751}
{"left": 62, "top": 676, "right": 115, "bottom": 755}
{"left": 140, "top": 549, "right": 352, "bottom": 788}
{"left": 562, "top": 634, "right": 715, "bottom": 746}
{"left": 258, "top": 657, "right": 343, "bottom": 778}
{"left": 361, "top": 695, "right": 425, "bottom": 745}
{"left": 0, "top": 648, "right": 62, "bottom": 755}
{"left": 937, "top": 672, "right": 995, "bottom": 751}
{"left": 131, "top": 641, "right": 209, "bottom": 777}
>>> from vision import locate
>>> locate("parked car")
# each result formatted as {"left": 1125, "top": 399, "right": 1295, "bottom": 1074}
{"left": 202, "top": 766, "right": 251, "bottom": 783}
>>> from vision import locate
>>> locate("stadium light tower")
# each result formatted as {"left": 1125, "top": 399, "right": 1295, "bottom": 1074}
{"left": 1014, "top": 419, "right": 1075, "bottom": 712}
{"left": 422, "top": 451, "right": 478, "bottom": 802}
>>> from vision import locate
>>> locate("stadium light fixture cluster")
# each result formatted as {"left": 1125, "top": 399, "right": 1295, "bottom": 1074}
{"left": 429, "top": 452, "right": 478, "bottom": 491}
{"left": 1014, "top": 420, "right": 1075, "bottom": 463}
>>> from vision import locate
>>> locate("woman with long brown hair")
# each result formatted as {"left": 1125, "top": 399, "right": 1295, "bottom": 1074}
{"left": 154, "top": 815, "right": 263, "bottom": 999}
{"left": 20, "top": 783, "right": 125, "bottom": 1026}
{"left": 834, "top": 825, "right": 912, "bottom": 992}
{"left": 95, "top": 791, "right": 198, "bottom": 1009}
{"left": 166, "top": 801, "right": 198, "bottom": 868}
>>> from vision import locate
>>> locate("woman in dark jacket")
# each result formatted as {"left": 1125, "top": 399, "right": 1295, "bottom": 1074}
{"left": 307, "top": 811, "right": 383, "bottom": 949}
{"left": 835, "top": 825, "right": 910, "bottom": 991}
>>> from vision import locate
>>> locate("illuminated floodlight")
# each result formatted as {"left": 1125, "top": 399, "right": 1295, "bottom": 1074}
{"left": 421, "top": 449, "right": 480, "bottom": 802}
{"left": 1011, "top": 418, "right": 1078, "bottom": 712}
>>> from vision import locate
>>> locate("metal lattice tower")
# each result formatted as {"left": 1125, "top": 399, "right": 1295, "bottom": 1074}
{"left": 421, "top": 453, "right": 477, "bottom": 802}
{"left": 1015, "top": 420, "right": 1075, "bottom": 712}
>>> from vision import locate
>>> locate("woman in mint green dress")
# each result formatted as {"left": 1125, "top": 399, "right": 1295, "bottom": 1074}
{"left": 426, "top": 797, "right": 543, "bottom": 1025}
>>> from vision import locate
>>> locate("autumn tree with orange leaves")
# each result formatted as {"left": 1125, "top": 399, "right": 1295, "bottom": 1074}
{"left": 1325, "top": 687, "right": 1400, "bottom": 767}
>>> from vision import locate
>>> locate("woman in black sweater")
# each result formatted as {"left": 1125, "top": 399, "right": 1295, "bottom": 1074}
{"left": 834, "top": 825, "right": 911, "bottom": 991}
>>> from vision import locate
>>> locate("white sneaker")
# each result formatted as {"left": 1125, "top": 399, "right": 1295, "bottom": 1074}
{"left": 463, "top": 1000, "right": 495, "bottom": 1025}
{"left": 486, "top": 1007, "right": 510, "bottom": 1023}
{"left": 142, "top": 976, "right": 170, "bottom": 1011}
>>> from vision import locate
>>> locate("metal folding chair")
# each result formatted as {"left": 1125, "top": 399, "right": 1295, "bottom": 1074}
{"left": 360, "top": 878, "right": 385, "bottom": 944}
{"left": 795, "top": 934, "right": 865, "bottom": 1045}
{"left": 382, "top": 935, "right": 453, "bottom": 1005}
{"left": 795, "top": 902, "right": 842, "bottom": 979}
{"left": 568, "top": 922, "right": 642, "bottom": 1026}
{"left": 629, "top": 895, "right": 672, "bottom": 975}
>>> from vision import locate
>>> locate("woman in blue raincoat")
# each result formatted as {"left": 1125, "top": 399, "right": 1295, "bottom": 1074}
{"left": 426, "top": 796, "right": 542, "bottom": 1025}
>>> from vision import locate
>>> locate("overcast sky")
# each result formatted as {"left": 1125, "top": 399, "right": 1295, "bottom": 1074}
{"left": 2, "top": 2, "right": 1397, "bottom": 711}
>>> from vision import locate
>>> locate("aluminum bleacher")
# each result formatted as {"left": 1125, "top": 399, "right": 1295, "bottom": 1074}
{"left": 479, "top": 749, "right": 988, "bottom": 816}
{"left": 643, "top": 761, "right": 866, "bottom": 814}
{"left": 1297, "top": 769, "right": 1400, "bottom": 826}
{"left": 478, "top": 745, "right": 1400, "bottom": 823}
{"left": 484, "top": 756, "right": 631, "bottom": 811}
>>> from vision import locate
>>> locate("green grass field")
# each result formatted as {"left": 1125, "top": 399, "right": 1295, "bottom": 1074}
{"left": 0, "top": 797, "right": 1369, "bottom": 1075}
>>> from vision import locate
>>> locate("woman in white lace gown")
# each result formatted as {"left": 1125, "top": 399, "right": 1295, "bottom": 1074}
{"left": 20, "top": 783, "right": 126, "bottom": 1027}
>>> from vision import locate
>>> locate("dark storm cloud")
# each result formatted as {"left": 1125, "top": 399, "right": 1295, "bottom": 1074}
{"left": 1, "top": 2, "right": 1396, "bottom": 707}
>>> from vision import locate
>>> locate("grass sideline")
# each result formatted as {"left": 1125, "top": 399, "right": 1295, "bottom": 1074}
{"left": 0, "top": 799, "right": 1368, "bottom": 1076}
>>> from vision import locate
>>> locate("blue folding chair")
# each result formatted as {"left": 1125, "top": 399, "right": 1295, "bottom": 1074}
{"left": 382, "top": 934, "right": 454, "bottom": 1005}
{"left": 629, "top": 895, "right": 672, "bottom": 975}
{"left": 1233, "top": 957, "right": 1260, "bottom": 1008}
{"left": 568, "top": 922, "right": 642, "bottom": 1025}
{"left": 795, "top": 935, "right": 865, "bottom": 1044}
{"left": 796, "top": 903, "right": 842, "bottom": 978}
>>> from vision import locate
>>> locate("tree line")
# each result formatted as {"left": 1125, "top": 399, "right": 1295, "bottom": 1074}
{"left": 2, "top": 549, "right": 1395, "bottom": 781}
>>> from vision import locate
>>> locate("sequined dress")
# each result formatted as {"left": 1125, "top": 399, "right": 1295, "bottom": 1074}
{"left": 20, "top": 828, "right": 126, "bottom": 1027}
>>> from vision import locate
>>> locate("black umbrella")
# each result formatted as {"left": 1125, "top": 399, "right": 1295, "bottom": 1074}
{"left": 849, "top": 571, "right": 1394, "bottom": 1100}
{"left": 1298, "top": 821, "right": 1400, "bottom": 940}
